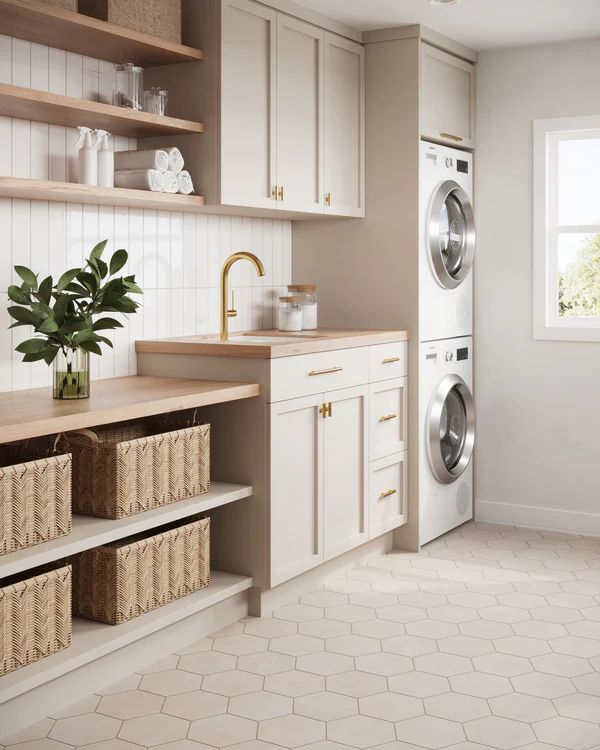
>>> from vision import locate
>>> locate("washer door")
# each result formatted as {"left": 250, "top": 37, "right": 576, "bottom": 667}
{"left": 427, "top": 374, "right": 475, "bottom": 484}
{"left": 428, "top": 180, "right": 475, "bottom": 289}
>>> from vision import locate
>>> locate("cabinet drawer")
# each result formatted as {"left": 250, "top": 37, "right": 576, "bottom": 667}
{"left": 369, "top": 342, "right": 407, "bottom": 382}
{"left": 369, "top": 378, "right": 407, "bottom": 461}
{"left": 269, "top": 348, "right": 369, "bottom": 402}
{"left": 369, "top": 452, "right": 407, "bottom": 538}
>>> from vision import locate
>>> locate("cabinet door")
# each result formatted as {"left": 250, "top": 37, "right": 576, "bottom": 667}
{"left": 269, "top": 394, "right": 324, "bottom": 586}
{"left": 276, "top": 15, "right": 324, "bottom": 213}
{"left": 323, "top": 33, "right": 365, "bottom": 217}
{"left": 420, "top": 43, "right": 476, "bottom": 149}
{"left": 369, "top": 377, "right": 407, "bottom": 461}
{"left": 369, "top": 452, "right": 407, "bottom": 538}
{"left": 221, "top": 0, "right": 277, "bottom": 209}
{"left": 323, "top": 386, "right": 368, "bottom": 560}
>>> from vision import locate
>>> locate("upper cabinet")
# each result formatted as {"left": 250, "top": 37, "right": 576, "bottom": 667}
{"left": 420, "top": 43, "right": 476, "bottom": 149}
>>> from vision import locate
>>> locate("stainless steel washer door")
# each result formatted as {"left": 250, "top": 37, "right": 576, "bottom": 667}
{"left": 428, "top": 180, "right": 475, "bottom": 289}
{"left": 427, "top": 374, "right": 475, "bottom": 484}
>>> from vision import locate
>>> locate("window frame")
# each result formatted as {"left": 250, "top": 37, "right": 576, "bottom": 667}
{"left": 533, "top": 114, "right": 600, "bottom": 342}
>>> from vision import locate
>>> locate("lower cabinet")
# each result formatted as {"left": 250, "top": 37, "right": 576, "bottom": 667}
{"left": 369, "top": 452, "right": 407, "bottom": 538}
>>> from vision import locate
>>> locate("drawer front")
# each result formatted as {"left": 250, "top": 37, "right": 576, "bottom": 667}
{"left": 269, "top": 348, "right": 369, "bottom": 402}
{"left": 369, "top": 452, "right": 407, "bottom": 538}
{"left": 369, "top": 342, "right": 407, "bottom": 382}
{"left": 369, "top": 378, "right": 407, "bottom": 461}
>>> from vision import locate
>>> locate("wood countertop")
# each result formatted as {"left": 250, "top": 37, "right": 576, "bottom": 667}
{"left": 136, "top": 329, "right": 409, "bottom": 359}
{"left": 0, "top": 376, "right": 260, "bottom": 444}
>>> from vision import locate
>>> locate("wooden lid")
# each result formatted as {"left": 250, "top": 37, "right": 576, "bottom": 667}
{"left": 279, "top": 295, "right": 304, "bottom": 303}
{"left": 288, "top": 284, "right": 317, "bottom": 293}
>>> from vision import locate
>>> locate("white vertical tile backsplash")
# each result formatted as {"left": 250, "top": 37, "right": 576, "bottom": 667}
{"left": 0, "top": 34, "right": 292, "bottom": 392}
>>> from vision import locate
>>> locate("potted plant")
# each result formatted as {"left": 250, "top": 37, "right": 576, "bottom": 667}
{"left": 6, "top": 240, "right": 142, "bottom": 400}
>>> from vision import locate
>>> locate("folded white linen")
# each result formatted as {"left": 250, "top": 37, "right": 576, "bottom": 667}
{"left": 114, "top": 149, "right": 169, "bottom": 173}
{"left": 114, "top": 169, "right": 165, "bottom": 192}
{"left": 177, "top": 170, "right": 194, "bottom": 195}
{"left": 165, "top": 146, "right": 185, "bottom": 174}
{"left": 162, "top": 170, "right": 179, "bottom": 193}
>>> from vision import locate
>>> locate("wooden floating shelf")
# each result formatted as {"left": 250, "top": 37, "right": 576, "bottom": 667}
{"left": 0, "top": 83, "right": 204, "bottom": 137}
{"left": 0, "top": 0, "right": 205, "bottom": 66}
{"left": 0, "top": 482, "right": 253, "bottom": 579}
{"left": 0, "top": 375, "right": 260, "bottom": 444}
{"left": 0, "top": 176, "right": 206, "bottom": 212}
{"left": 0, "top": 571, "right": 253, "bottom": 704}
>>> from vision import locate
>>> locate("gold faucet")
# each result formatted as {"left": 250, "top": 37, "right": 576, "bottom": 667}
{"left": 220, "top": 252, "right": 266, "bottom": 341}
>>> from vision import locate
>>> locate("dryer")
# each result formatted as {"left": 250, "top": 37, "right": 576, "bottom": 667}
{"left": 420, "top": 336, "right": 475, "bottom": 545}
{"left": 419, "top": 142, "right": 475, "bottom": 343}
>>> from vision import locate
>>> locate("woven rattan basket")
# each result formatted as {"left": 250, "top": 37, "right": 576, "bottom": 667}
{"left": 78, "top": 0, "right": 182, "bottom": 43}
{"left": 0, "top": 448, "right": 72, "bottom": 556}
{"left": 73, "top": 516, "right": 210, "bottom": 625}
{"left": 64, "top": 422, "right": 210, "bottom": 519}
{"left": 0, "top": 564, "right": 72, "bottom": 676}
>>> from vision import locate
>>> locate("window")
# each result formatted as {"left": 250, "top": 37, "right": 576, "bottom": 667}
{"left": 533, "top": 115, "right": 600, "bottom": 342}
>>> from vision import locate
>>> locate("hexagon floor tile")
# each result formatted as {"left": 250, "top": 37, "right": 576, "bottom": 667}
{"left": 6, "top": 521, "right": 600, "bottom": 750}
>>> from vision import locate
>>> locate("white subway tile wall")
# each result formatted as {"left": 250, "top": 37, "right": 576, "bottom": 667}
{"left": 0, "top": 35, "right": 292, "bottom": 392}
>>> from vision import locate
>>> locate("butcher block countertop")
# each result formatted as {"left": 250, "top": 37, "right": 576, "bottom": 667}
{"left": 136, "top": 329, "right": 409, "bottom": 359}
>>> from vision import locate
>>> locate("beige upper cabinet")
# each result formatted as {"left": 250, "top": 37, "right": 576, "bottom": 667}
{"left": 276, "top": 16, "right": 324, "bottom": 214}
{"left": 221, "top": 0, "right": 277, "bottom": 209}
{"left": 420, "top": 43, "right": 476, "bottom": 149}
{"left": 323, "top": 33, "right": 365, "bottom": 217}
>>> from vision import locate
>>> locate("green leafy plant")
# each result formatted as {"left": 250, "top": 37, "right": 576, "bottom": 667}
{"left": 6, "top": 240, "right": 142, "bottom": 364}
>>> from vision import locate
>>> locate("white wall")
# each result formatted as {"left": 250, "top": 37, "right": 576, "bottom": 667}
{"left": 0, "top": 35, "right": 291, "bottom": 392}
{"left": 475, "top": 38, "right": 600, "bottom": 535}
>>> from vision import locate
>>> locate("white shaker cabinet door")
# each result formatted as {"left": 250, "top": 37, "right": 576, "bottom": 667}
{"left": 276, "top": 15, "right": 324, "bottom": 213}
{"left": 420, "top": 43, "right": 476, "bottom": 149}
{"left": 221, "top": 0, "right": 277, "bottom": 209}
{"left": 323, "top": 385, "right": 368, "bottom": 561}
{"left": 269, "top": 394, "right": 324, "bottom": 587}
{"left": 323, "top": 33, "right": 365, "bottom": 217}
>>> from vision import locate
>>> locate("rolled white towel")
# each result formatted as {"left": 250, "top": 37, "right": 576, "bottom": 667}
{"left": 114, "top": 169, "right": 165, "bottom": 192}
{"left": 163, "top": 170, "right": 179, "bottom": 193}
{"left": 114, "top": 149, "right": 169, "bottom": 173}
{"left": 165, "top": 146, "right": 185, "bottom": 174}
{"left": 177, "top": 170, "right": 194, "bottom": 195}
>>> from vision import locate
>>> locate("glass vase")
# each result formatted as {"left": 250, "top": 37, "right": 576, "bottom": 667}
{"left": 53, "top": 348, "right": 90, "bottom": 400}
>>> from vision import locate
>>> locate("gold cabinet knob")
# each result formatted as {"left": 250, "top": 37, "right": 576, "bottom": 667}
{"left": 325, "top": 192, "right": 331, "bottom": 206}
{"left": 277, "top": 185, "right": 284, "bottom": 201}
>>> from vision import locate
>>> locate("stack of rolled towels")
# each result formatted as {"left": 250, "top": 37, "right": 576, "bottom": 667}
{"left": 113, "top": 147, "right": 195, "bottom": 194}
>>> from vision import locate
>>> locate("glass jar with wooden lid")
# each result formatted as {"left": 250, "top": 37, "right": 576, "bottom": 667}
{"left": 288, "top": 284, "right": 318, "bottom": 330}
{"left": 278, "top": 296, "right": 304, "bottom": 332}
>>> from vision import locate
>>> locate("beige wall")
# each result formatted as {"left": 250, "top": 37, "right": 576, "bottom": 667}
{"left": 475, "top": 38, "right": 600, "bottom": 535}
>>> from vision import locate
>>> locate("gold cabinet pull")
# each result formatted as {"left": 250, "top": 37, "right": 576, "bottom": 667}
{"left": 325, "top": 192, "right": 331, "bottom": 206}
{"left": 319, "top": 402, "right": 333, "bottom": 418}
{"left": 378, "top": 414, "right": 397, "bottom": 423}
{"left": 440, "top": 132, "right": 464, "bottom": 142}
{"left": 277, "top": 185, "right": 284, "bottom": 201}
{"left": 382, "top": 357, "right": 400, "bottom": 364}
{"left": 272, "top": 186, "right": 278, "bottom": 199}
{"left": 308, "top": 367, "right": 343, "bottom": 376}
{"left": 379, "top": 488, "right": 397, "bottom": 500}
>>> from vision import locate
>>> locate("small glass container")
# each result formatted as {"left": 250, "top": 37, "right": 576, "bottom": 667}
{"left": 53, "top": 347, "right": 90, "bottom": 400}
{"left": 144, "top": 87, "right": 168, "bottom": 116}
{"left": 288, "top": 284, "right": 318, "bottom": 330}
{"left": 278, "top": 296, "right": 303, "bottom": 332}
{"left": 114, "top": 63, "right": 144, "bottom": 111}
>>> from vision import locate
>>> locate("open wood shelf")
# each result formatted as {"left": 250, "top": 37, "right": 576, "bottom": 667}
{"left": 0, "top": 0, "right": 204, "bottom": 66}
{"left": 0, "top": 375, "right": 260, "bottom": 444}
{"left": 0, "top": 482, "right": 253, "bottom": 579}
{"left": 0, "top": 571, "right": 253, "bottom": 704}
{"left": 0, "top": 83, "right": 204, "bottom": 138}
{"left": 0, "top": 175, "right": 206, "bottom": 212}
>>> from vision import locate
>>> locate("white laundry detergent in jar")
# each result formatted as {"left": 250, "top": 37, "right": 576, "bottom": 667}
{"left": 288, "top": 284, "right": 318, "bottom": 330}
{"left": 278, "top": 296, "right": 303, "bottom": 332}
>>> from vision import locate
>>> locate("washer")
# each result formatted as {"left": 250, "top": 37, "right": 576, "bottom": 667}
{"left": 419, "top": 141, "right": 475, "bottom": 343}
{"left": 420, "top": 336, "right": 475, "bottom": 545}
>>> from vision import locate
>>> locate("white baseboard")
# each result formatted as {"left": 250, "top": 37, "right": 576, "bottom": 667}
{"left": 476, "top": 500, "right": 600, "bottom": 537}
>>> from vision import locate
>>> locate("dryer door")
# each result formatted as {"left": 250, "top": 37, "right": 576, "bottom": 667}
{"left": 428, "top": 180, "right": 475, "bottom": 289}
{"left": 427, "top": 374, "right": 475, "bottom": 484}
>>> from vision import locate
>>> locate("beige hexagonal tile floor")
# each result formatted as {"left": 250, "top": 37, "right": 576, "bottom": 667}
{"left": 3, "top": 521, "right": 600, "bottom": 750}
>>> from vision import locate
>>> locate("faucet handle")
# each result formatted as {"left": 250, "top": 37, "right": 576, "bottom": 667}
{"left": 227, "top": 289, "right": 237, "bottom": 318}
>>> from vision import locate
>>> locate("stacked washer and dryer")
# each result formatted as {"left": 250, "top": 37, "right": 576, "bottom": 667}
{"left": 418, "top": 142, "right": 476, "bottom": 545}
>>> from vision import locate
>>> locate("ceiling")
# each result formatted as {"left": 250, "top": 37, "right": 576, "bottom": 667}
{"left": 292, "top": 0, "right": 600, "bottom": 50}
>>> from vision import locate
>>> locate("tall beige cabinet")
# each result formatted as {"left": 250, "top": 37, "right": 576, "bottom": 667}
{"left": 293, "top": 26, "right": 477, "bottom": 551}
{"left": 145, "top": 0, "right": 365, "bottom": 217}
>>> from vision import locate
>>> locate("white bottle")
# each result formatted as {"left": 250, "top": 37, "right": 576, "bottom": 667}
{"left": 95, "top": 130, "right": 114, "bottom": 188}
{"left": 75, "top": 126, "right": 97, "bottom": 185}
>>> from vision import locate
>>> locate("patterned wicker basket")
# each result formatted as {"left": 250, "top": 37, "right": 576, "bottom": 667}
{"left": 63, "top": 422, "right": 210, "bottom": 519}
{"left": 0, "top": 564, "right": 72, "bottom": 676}
{"left": 0, "top": 449, "right": 72, "bottom": 556}
{"left": 73, "top": 516, "right": 210, "bottom": 625}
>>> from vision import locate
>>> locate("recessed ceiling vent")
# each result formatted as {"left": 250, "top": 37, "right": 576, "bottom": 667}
{"left": 429, "top": 0, "right": 460, "bottom": 6}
